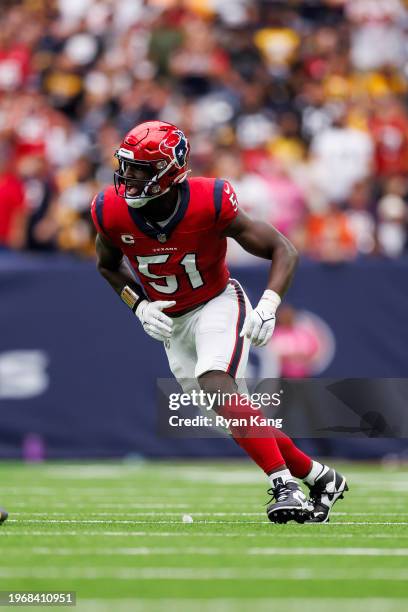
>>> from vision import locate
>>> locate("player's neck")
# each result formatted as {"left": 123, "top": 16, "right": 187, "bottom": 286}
{"left": 141, "top": 186, "right": 179, "bottom": 222}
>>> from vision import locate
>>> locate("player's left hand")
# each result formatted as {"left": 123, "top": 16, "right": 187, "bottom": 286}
{"left": 135, "top": 299, "right": 176, "bottom": 342}
{"left": 240, "top": 290, "right": 281, "bottom": 347}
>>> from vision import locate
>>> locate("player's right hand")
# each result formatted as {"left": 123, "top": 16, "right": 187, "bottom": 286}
{"left": 135, "top": 300, "right": 176, "bottom": 342}
{"left": 240, "top": 290, "right": 281, "bottom": 347}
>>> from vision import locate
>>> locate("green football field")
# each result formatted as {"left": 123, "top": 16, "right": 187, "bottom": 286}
{"left": 0, "top": 461, "right": 407, "bottom": 612}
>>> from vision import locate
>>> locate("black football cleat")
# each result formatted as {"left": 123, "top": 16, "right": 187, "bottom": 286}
{"left": 0, "top": 507, "right": 8, "bottom": 524}
{"left": 305, "top": 467, "right": 348, "bottom": 523}
{"left": 266, "top": 480, "right": 313, "bottom": 524}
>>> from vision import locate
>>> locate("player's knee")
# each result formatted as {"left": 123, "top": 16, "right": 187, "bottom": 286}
{"left": 198, "top": 370, "right": 237, "bottom": 396}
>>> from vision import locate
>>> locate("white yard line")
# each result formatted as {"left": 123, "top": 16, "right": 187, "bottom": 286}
{"left": 0, "top": 568, "right": 407, "bottom": 580}
{"left": 1, "top": 487, "right": 195, "bottom": 496}
{"left": 249, "top": 547, "right": 408, "bottom": 556}
{"left": 69, "top": 598, "right": 408, "bottom": 612}
{"left": 329, "top": 522, "right": 408, "bottom": 526}
{"left": 7, "top": 500, "right": 257, "bottom": 508}
{"left": 10, "top": 512, "right": 266, "bottom": 517}
{"left": 2, "top": 529, "right": 408, "bottom": 538}
{"left": 5, "top": 519, "right": 270, "bottom": 525}
{"left": 9, "top": 511, "right": 408, "bottom": 517}
{"left": 3, "top": 482, "right": 408, "bottom": 495}
{"left": 2, "top": 546, "right": 407, "bottom": 557}
{"left": 6, "top": 518, "right": 408, "bottom": 526}
{"left": 4, "top": 547, "right": 222, "bottom": 556}
{"left": 331, "top": 512, "right": 408, "bottom": 516}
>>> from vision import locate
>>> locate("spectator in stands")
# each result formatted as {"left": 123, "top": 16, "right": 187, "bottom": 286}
{"left": 57, "top": 156, "right": 97, "bottom": 257}
{"left": 18, "top": 153, "right": 58, "bottom": 252}
{"left": 270, "top": 305, "right": 320, "bottom": 378}
{"left": 0, "top": 0, "right": 407, "bottom": 263}
{"left": 309, "top": 107, "right": 374, "bottom": 204}
{"left": 369, "top": 97, "right": 408, "bottom": 179}
{"left": 376, "top": 176, "right": 408, "bottom": 258}
{"left": 301, "top": 202, "right": 357, "bottom": 263}
{"left": 344, "top": 180, "right": 376, "bottom": 256}
{"left": 0, "top": 147, "right": 27, "bottom": 250}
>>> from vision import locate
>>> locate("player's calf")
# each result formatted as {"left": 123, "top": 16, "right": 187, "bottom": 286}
{"left": 303, "top": 462, "right": 348, "bottom": 523}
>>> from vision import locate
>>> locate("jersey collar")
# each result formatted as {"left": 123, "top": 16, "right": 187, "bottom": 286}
{"left": 126, "top": 181, "right": 190, "bottom": 242}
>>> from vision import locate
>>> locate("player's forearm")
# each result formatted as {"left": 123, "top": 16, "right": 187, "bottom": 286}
{"left": 97, "top": 260, "right": 146, "bottom": 305}
{"left": 95, "top": 233, "right": 146, "bottom": 305}
{"left": 266, "top": 237, "right": 298, "bottom": 297}
{"left": 240, "top": 236, "right": 298, "bottom": 347}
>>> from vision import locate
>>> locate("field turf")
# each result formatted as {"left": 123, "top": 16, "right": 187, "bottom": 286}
{"left": 0, "top": 461, "right": 407, "bottom": 612}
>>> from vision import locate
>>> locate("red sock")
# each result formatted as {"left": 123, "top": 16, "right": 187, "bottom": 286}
{"left": 218, "top": 396, "right": 312, "bottom": 477}
{"left": 218, "top": 397, "right": 285, "bottom": 474}
{"left": 274, "top": 431, "right": 312, "bottom": 478}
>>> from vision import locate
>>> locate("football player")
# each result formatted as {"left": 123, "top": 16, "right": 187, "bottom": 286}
{"left": 91, "top": 120, "right": 347, "bottom": 523}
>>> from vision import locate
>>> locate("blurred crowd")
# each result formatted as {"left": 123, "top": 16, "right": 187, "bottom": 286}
{"left": 0, "top": 0, "right": 408, "bottom": 262}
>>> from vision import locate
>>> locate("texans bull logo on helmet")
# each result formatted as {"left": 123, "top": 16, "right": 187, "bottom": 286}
{"left": 160, "top": 130, "right": 189, "bottom": 169}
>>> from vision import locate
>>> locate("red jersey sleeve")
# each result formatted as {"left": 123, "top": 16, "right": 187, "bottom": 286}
{"left": 91, "top": 191, "right": 110, "bottom": 240}
{"left": 215, "top": 179, "right": 239, "bottom": 232}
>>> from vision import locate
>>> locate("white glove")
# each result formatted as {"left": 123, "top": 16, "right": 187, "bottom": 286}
{"left": 135, "top": 300, "right": 176, "bottom": 342}
{"left": 240, "top": 290, "right": 281, "bottom": 347}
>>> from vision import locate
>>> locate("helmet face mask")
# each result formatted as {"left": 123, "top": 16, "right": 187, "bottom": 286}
{"left": 114, "top": 156, "right": 164, "bottom": 202}
{"left": 113, "top": 121, "right": 190, "bottom": 208}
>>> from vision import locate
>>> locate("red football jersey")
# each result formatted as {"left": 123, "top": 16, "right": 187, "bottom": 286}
{"left": 91, "top": 177, "right": 239, "bottom": 314}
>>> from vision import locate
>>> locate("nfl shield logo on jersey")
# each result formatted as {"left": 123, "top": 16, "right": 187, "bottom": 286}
{"left": 160, "top": 130, "right": 189, "bottom": 169}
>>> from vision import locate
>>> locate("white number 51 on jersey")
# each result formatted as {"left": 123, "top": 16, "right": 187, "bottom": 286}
{"left": 135, "top": 253, "right": 204, "bottom": 294}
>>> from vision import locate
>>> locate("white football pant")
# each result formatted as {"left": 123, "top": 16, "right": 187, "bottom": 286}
{"left": 164, "top": 279, "right": 252, "bottom": 393}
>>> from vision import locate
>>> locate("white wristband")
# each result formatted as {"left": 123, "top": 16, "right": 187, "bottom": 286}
{"left": 262, "top": 289, "right": 281, "bottom": 310}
